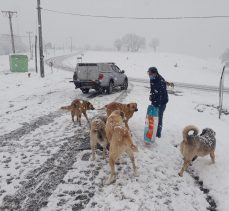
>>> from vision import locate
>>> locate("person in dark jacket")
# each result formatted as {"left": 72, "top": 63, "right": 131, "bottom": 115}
{"left": 148, "top": 67, "right": 168, "bottom": 138}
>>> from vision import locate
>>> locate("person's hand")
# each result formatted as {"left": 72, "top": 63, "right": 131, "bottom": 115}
{"left": 149, "top": 95, "right": 152, "bottom": 101}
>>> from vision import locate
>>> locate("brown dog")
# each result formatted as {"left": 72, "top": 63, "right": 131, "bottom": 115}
{"left": 105, "top": 110, "right": 138, "bottom": 184}
{"left": 179, "top": 125, "right": 216, "bottom": 177}
{"left": 90, "top": 115, "right": 108, "bottom": 160}
{"left": 61, "top": 99, "right": 95, "bottom": 125}
{"left": 105, "top": 102, "right": 138, "bottom": 129}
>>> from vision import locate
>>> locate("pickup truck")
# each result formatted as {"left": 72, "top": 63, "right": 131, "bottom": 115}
{"left": 71, "top": 62, "right": 128, "bottom": 94}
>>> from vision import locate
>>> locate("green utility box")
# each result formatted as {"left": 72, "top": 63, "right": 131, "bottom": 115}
{"left": 9, "top": 54, "right": 28, "bottom": 72}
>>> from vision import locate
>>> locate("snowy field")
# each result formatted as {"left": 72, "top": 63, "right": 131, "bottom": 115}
{"left": 0, "top": 51, "right": 229, "bottom": 211}
{"left": 63, "top": 50, "right": 229, "bottom": 87}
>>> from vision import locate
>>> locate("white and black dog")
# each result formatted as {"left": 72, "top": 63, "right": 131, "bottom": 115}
{"left": 179, "top": 125, "right": 216, "bottom": 177}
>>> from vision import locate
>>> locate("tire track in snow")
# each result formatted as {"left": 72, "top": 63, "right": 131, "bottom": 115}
{"left": 0, "top": 111, "right": 62, "bottom": 145}
{"left": 0, "top": 90, "right": 111, "bottom": 146}
{"left": 0, "top": 129, "right": 91, "bottom": 211}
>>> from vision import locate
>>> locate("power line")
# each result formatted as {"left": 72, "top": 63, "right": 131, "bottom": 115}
{"left": 0, "top": 33, "right": 29, "bottom": 38}
{"left": 43, "top": 8, "right": 229, "bottom": 20}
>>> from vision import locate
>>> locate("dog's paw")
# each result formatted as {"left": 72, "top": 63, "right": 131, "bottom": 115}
{"left": 178, "top": 172, "right": 183, "bottom": 177}
{"left": 134, "top": 169, "right": 139, "bottom": 177}
{"left": 105, "top": 175, "right": 116, "bottom": 185}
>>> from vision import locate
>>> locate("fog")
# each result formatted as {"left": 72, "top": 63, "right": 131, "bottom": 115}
{"left": 1, "top": 0, "right": 229, "bottom": 58}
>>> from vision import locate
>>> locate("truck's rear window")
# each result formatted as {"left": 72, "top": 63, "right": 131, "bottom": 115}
{"left": 78, "top": 63, "right": 97, "bottom": 66}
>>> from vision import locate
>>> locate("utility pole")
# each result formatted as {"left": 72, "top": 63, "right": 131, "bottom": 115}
{"left": 27, "top": 32, "right": 33, "bottom": 59}
{"left": 37, "top": 0, "right": 45, "bottom": 77}
{"left": 1, "top": 11, "right": 17, "bottom": 53}
{"left": 35, "top": 35, "right": 38, "bottom": 73}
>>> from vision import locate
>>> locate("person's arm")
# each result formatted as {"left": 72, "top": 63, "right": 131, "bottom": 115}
{"left": 149, "top": 81, "right": 160, "bottom": 107}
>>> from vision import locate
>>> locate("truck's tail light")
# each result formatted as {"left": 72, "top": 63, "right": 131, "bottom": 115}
{"left": 98, "top": 73, "right": 104, "bottom": 80}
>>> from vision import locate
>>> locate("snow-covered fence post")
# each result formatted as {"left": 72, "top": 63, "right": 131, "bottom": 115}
{"left": 219, "top": 62, "right": 228, "bottom": 119}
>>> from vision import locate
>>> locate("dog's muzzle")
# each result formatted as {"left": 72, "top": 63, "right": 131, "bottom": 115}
{"left": 135, "top": 109, "right": 138, "bottom": 112}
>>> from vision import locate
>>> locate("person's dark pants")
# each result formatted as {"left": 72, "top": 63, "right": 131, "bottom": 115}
{"left": 156, "top": 104, "right": 166, "bottom": 138}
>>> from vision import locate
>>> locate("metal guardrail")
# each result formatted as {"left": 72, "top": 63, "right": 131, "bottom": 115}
{"left": 219, "top": 63, "right": 229, "bottom": 118}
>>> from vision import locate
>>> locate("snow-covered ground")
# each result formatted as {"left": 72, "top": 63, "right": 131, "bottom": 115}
{"left": 63, "top": 50, "right": 229, "bottom": 87}
{"left": 0, "top": 51, "right": 229, "bottom": 211}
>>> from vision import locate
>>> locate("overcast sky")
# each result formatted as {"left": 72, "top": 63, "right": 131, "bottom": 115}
{"left": 1, "top": 0, "right": 229, "bottom": 58}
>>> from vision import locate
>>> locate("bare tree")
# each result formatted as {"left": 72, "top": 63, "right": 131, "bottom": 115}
{"left": 149, "top": 38, "right": 160, "bottom": 52}
{"left": 121, "top": 33, "right": 145, "bottom": 52}
{"left": 45, "top": 42, "right": 52, "bottom": 49}
{"left": 114, "top": 39, "right": 122, "bottom": 51}
{"left": 221, "top": 48, "right": 229, "bottom": 63}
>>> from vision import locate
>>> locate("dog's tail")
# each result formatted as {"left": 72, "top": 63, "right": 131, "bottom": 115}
{"left": 182, "top": 125, "right": 199, "bottom": 143}
{"left": 60, "top": 105, "right": 72, "bottom": 111}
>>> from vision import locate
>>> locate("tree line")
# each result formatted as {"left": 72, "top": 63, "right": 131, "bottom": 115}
{"left": 114, "top": 33, "right": 159, "bottom": 52}
{"left": 114, "top": 33, "right": 229, "bottom": 64}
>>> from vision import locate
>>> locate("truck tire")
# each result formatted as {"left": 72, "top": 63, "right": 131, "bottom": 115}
{"left": 97, "top": 87, "right": 105, "bottom": 94}
{"left": 81, "top": 88, "right": 90, "bottom": 94}
{"left": 121, "top": 79, "right": 128, "bottom": 90}
{"left": 107, "top": 81, "right": 114, "bottom": 94}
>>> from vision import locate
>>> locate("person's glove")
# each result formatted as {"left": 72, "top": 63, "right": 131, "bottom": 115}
{"left": 149, "top": 95, "right": 153, "bottom": 101}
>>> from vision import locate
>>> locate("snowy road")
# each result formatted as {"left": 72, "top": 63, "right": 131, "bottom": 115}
{"left": 1, "top": 53, "right": 229, "bottom": 211}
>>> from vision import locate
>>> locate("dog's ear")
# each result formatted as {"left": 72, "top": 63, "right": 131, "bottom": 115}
{"left": 86, "top": 101, "right": 90, "bottom": 108}
{"left": 86, "top": 101, "right": 94, "bottom": 110}
{"left": 200, "top": 129, "right": 207, "bottom": 136}
{"left": 127, "top": 104, "right": 130, "bottom": 108}
{"left": 120, "top": 111, "right": 125, "bottom": 119}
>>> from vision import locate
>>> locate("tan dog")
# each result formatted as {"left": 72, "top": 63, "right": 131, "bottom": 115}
{"left": 90, "top": 115, "right": 108, "bottom": 160}
{"left": 105, "top": 102, "right": 138, "bottom": 129}
{"left": 166, "top": 81, "right": 175, "bottom": 88}
{"left": 61, "top": 99, "right": 95, "bottom": 125}
{"left": 179, "top": 125, "right": 216, "bottom": 177}
{"left": 105, "top": 110, "right": 138, "bottom": 184}
{"left": 105, "top": 110, "right": 126, "bottom": 142}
